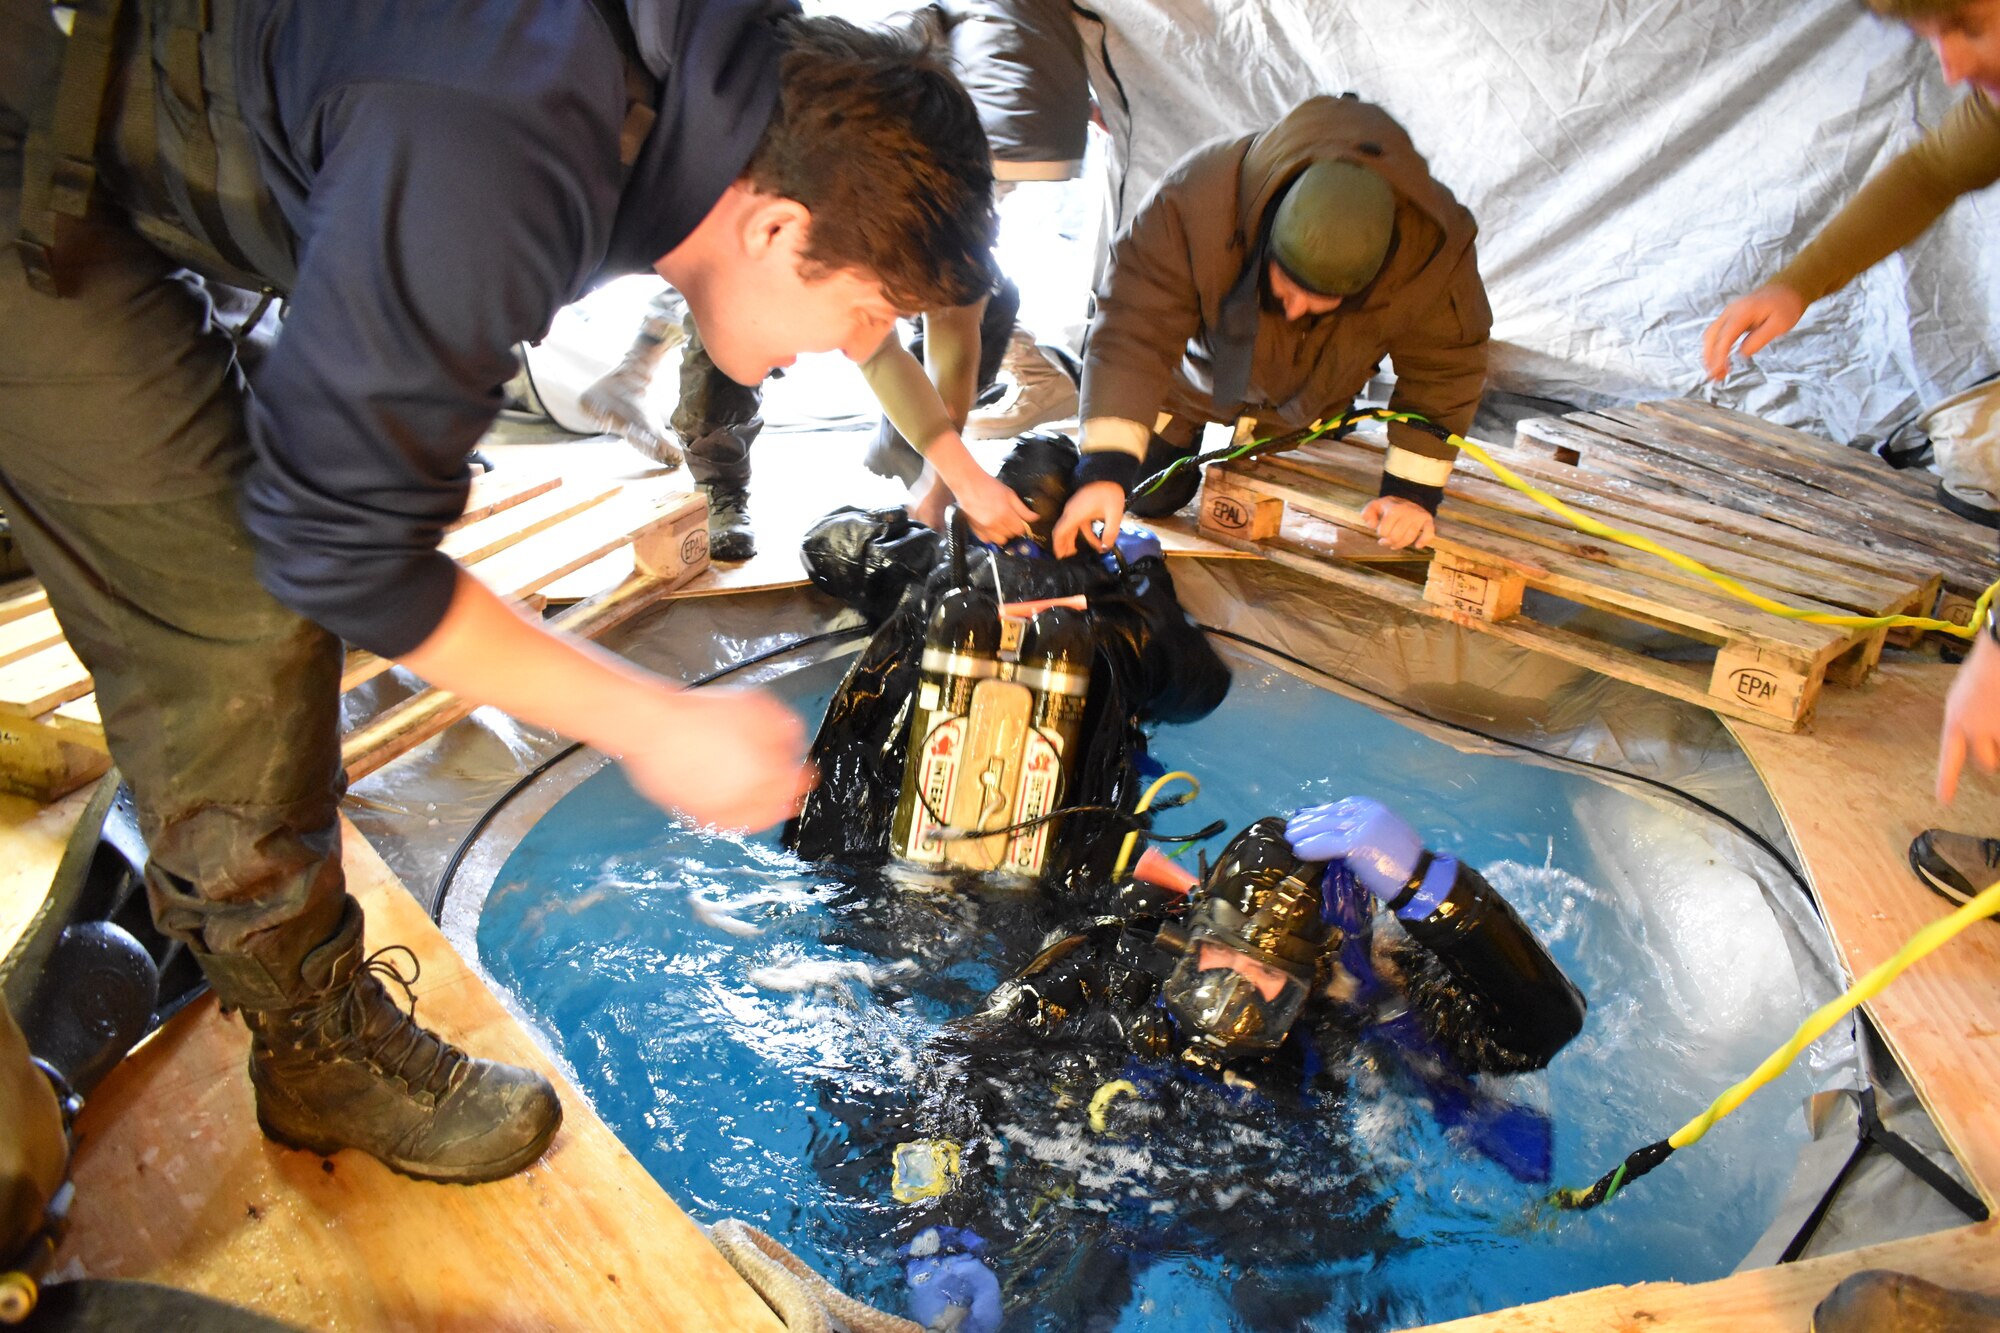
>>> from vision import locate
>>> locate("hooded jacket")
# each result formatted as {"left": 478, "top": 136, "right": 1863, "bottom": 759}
{"left": 1079, "top": 95, "right": 1491, "bottom": 511}
{"left": 101, "top": 0, "right": 790, "bottom": 657}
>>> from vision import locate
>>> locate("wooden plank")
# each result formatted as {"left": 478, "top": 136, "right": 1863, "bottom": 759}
{"left": 1195, "top": 518, "right": 1813, "bottom": 731}
{"left": 1317, "top": 431, "right": 1928, "bottom": 608}
{"left": 1286, "top": 440, "right": 1924, "bottom": 617}
{"left": 43, "top": 695, "right": 105, "bottom": 748}
{"left": 0, "top": 608, "right": 64, "bottom": 668}
{"left": 467, "top": 488, "right": 704, "bottom": 601}
{"left": 447, "top": 468, "right": 564, "bottom": 531}
{"left": 1728, "top": 662, "right": 2000, "bottom": 1199}
{"left": 1487, "top": 427, "right": 1950, "bottom": 600}
{"left": 1570, "top": 408, "right": 1992, "bottom": 575}
{"left": 438, "top": 478, "right": 622, "bottom": 565}
{"left": 1640, "top": 398, "right": 1941, "bottom": 507}
{"left": 0, "top": 584, "right": 48, "bottom": 629}
{"left": 0, "top": 710, "right": 110, "bottom": 802}
{"left": 1516, "top": 416, "right": 1980, "bottom": 599}
{"left": 1618, "top": 402, "right": 1937, "bottom": 513}
{"left": 0, "top": 640, "right": 94, "bottom": 719}
{"left": 52, "top": 817, "right": 788, "bottom": 1333}
{"left": 1218, "top": 459, "right": 1850, "bottom": 665}
{"left": 1413, "top": 1220, "right": 2000, "bottom": 1332}
{"left": 1590, "top": 407, "right": 1991, "bottom": 562}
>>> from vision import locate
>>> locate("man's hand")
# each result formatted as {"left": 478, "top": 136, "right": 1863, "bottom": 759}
{"left": 617, "top": 685, "right": 814, "bottom": 832}
{"left": 920, "top": 435, "right": 1036, "bottom": 543}
{"left": 1361, "top": 496, "right": 1435, "bottom": 550}
{"left": 1939, "top": 630, "right": 2000, "bottom": 804}
{"left": 947, "top": 466, "right": 1038, "bottom": 544}
{"left": 1702, "top": 284, "right": 1806, "bottom": 381}
{"left": 1053, "top": 480, "right": 1127, "bottom": 557}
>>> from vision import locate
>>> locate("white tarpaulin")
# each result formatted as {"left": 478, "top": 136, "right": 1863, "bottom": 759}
{"left": 1073, "top": 0, "right": 2000, "bottom": 444}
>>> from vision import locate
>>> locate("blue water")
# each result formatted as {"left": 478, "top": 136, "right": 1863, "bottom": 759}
{"left": 476, "top": 648, "right": 1820, "bottom": 1330}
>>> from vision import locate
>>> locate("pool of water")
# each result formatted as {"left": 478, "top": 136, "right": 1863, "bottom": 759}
{"left": 473, "top": 646, "right": 1823, "bottom": 1331}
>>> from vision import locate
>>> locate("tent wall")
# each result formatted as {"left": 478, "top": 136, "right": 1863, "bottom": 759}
{"left": 1074, "top": 0, "right": 2000, "bottom": 443}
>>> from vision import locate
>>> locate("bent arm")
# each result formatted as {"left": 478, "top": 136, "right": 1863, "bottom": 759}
{"left": 397, "top": 570, "right": 810, "bottom": 831}
{"left": 1379, "top": 253, "right": 1492, "bottom": 512}
{"left": 1773, "top": 90, "right": 2000, "bottom": 305}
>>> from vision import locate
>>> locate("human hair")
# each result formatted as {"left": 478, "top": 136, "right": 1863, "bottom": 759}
{"left": 747, "top": 15, "right": 998, "bottom": 313}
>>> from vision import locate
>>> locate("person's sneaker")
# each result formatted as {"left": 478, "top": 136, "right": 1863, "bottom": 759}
{"left": 1907, "top": 829, "right": 2000, "bottom": 910}
{"left": 245, "top": 913, "right": 562, "bottom": 1184}
{"left": 965, "top": 330, "right": 1079, "bottom": 440}
{"left": 703, "top": 481, "right": 757, "bottom": 562}
{"left": 1938, "top": 479, "right": 2000, "bottom": 530}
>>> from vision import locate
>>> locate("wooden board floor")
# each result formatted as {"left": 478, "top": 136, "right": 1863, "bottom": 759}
{"left": 47, "top": 814, "right": 785, "bottom": 1333}
{"left": 1727, "top": 661, "right": 2000, "bottom": 1197}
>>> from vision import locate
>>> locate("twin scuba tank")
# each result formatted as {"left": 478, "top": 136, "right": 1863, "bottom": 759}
{"left": 890, "top": 534, "right": 1091, "bottom": 880}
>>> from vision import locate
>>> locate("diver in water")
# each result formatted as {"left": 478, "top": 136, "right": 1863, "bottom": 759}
{"left": 787, "top": 431, "right": 1232, "bottom": 901}
{"left": 814, "top": 796, "right": 1587, "bottom": 1332}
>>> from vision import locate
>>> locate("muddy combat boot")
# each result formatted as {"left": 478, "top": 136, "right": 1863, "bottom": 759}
{"left": 578, "top": 292, "right": 688, "bottom": 468}
{"left": 681, "top": 420, "right": 763, "bottom": 562}
{"left": 702, "top": 477, "right": 756, "bottom": 562}
{"left": 242, "top": 906, "right": 561, "bottom": 1184}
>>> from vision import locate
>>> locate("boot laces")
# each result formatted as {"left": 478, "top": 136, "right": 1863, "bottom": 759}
{"left": 308, "top": 946, "right": 470, "bottom": 1099}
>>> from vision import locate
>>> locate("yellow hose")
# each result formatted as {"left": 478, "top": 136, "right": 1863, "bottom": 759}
{"left": 1275, "top": 410, "right": 2000, "bottom": 640}
{"left": 1088, "top": 1079, "right": 1139, "bottom": 1133}
{"left": 1111, "top": 771, "right": 1199, "bottom": 880}
{"left": 1667, "top": 878, "right": 2000, "bottom": 1153}
{"left": 1554, "top": 877, "right": 2000, "bottom": 1209}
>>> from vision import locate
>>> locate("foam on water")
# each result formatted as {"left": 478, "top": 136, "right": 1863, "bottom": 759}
{"left": 475, "top": 651, "right": 1825, "bottom": 1329}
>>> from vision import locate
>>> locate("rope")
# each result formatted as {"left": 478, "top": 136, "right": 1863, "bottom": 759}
{"left": 1551, "top": 877, "right": 2000, "bottom": 1211}
{"left": 710, "top": 1219, "right": 925, "bottom": 1333}
{"left": 1137, "top": 408, "right": 2000, "bottom": 640}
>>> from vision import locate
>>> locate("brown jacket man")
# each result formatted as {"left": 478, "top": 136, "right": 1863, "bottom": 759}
{"left": 1056, "top": 95, "right": 1492, "bottom": 553}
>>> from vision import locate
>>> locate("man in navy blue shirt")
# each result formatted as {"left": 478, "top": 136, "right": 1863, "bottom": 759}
{"left": 0, "top": 0, "right": 995, "bottom": 1183}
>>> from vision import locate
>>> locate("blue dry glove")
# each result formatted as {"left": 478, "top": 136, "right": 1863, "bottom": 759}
{"left": 1108, "top": 523, "right": 1163, "bottom": 567}
{"left": 1287, "top": 796, "right": 1455, "bottom": 919}
{"left": 902, "top": 1227, "right": 1002, "bottom": 1333}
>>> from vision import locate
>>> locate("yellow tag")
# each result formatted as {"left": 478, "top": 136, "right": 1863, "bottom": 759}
{"left": 891, "top": 1139, "right": 963, "bottom": 1203}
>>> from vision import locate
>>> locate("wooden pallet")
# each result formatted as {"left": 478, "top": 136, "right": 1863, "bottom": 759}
{"left": 1196, "top": 428, "right": 1937, "bottom": 732}
{"left": 0, "top": 471, "right": 710, "bottom": 802}
{"left": 1516, "top": 399, "right": 1994, "bottom": 623}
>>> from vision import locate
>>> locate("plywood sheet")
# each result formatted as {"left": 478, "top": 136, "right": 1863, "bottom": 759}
{"left": 1728, "top": 662, "right": 2000, "bottom": 1199}
{"left": 1414, "top": 1220, "right": 2000, "bottom": 1331}
{"left": 52, "top": 817, "right": 785, "bottom": 1333}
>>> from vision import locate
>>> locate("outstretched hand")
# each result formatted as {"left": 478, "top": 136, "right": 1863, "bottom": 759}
{"left": 1939, "top": 630, "right": 2000, "bottom": 804}
{"left": 1286, "top": 796, "right": 1423, "bottom": 898}
{"left": 1702, "top": 283, "right": 1806, "bottom": 381}
{"left": 1053, "top": 480, "right": 1126, "bottom": 557}
{"left": 616, "top": 685, "right": 814, "bottom": 832}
